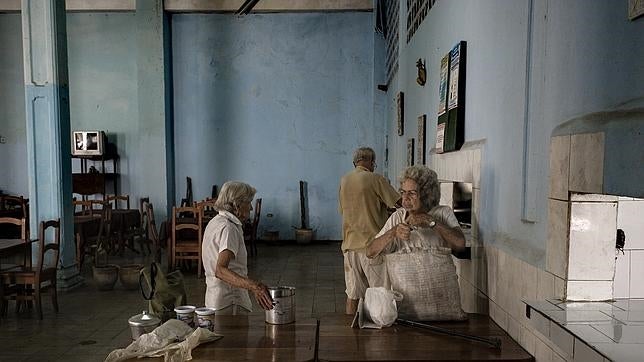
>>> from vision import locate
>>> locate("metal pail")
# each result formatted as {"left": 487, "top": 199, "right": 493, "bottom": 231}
{"left": 265, "top": 286, "right": 296, "bottom": 324}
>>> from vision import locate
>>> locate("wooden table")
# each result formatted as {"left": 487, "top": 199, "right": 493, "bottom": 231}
{"left": 74, "top": 215, "right": 102, "bottom": 269}
{"left": 110, "top": 209, "right": 141, "bottom": 255}
{"left": 127, "top": 315, "right": 317, "bottom": 362}
{"left": 317, "top": 314, "right": 534, "bottom": 361}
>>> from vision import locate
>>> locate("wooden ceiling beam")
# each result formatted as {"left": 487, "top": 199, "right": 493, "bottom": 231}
{"left": 0, "top": 0, "right": 372, "bottom": 13}
{"left": 0, "top": 0, "right": 135, "bottom": 13}
{"left": 165, "top": 0, "right": 372, "bottom": 13}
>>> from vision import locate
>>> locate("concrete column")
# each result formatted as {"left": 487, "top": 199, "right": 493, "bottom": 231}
{"left": 136, "top": 0, "right": 174, "bottom": 219}
{"left": 21, "top": 0, "right": 82, "bottom": 289}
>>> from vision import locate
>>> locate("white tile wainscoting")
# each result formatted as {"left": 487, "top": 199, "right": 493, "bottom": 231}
{"left": 456, "top": 243, "right": 576, "bottom": 361}
{"left": 431, "top": 142, "right": 572, "bottom": 361}
{"left": 547, "top": 132, "right": 644, "bottom": 302}
{"left": 614, "top": 197, "right": 644, "bottom": 299}
{"left": 525, "top": 299, "right": 644, "bottom": 361}
{"left": 430, "top": 135, "right": 644, "bottom": 361}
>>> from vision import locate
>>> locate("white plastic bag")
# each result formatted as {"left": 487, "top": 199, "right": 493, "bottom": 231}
{"left": 354, "top": 287, "right": 403, "bottom": 329}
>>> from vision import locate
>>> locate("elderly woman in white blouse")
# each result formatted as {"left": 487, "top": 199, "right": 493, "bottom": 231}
{"left": 367, "top": 165, "right": 466, "bottom": 257}
{"left": 366, "top": 165, "right": 467, "bottom": 321}
{"left": 202, "top": 181, "right": 273, "bottom": 314}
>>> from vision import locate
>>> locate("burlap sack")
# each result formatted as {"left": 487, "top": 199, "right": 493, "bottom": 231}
{"left": 386, "top": 227, "right": 466, "bottom": 321}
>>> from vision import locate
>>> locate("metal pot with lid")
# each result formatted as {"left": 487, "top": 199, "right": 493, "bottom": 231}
{"left": 128, "top": 311, "right": 162, "bottom": 340}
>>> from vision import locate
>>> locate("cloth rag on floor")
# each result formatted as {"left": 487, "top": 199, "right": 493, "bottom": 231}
{"left": 104, "top": 319, "right": 222, "bottom": 362}
{"left": 351, "top": 287, "right": 403, "bottom": 329}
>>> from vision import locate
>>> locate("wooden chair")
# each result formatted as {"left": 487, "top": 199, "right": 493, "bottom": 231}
{"left": 179, "top": 177, "right": 193, "bottom": 208}
{"left": 2, "top": 219, "right": 60, "bottom": 319}
{"left": 145, "top": 203, "right": 163, "bottom": 263}
{"left": 132, "top": 197, "right": 151, "bottom": 255}
{"left": 139, "top": 197, "right": 150, "bottom": 234}
{"left": 107, "top": 195, "right": 145, "bottom": 255}
{"left": 73, "top": 199, "right": 98, "bottom": 217}
{"left": 106, "top": 194, "right": 130, "bottom": 210}
{"left": 0, "top": 196, "right": 29, "bottom": 238}
{"left": 0, "top": 195, "right": 29, "bottom": 215}
{"left": 243, "top": 198, "right": 262, "bottom": 257}
{"left": 194, "top": 198, "right": 218, "bottom": 219}
{"left": 0, "top": 217, "right": 29, "bottom": 269}
{"left": 0, "top": 217, "right": 28, "bottom": 239}
{"left": 75, "top": 202, "right": 112, "bottom": 269}
{"left": 171, "top": 206, "right": 203, "bottom": 278}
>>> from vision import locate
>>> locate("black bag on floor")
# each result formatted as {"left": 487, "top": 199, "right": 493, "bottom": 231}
{"left": 139, "top": 262, "right": 187, "bottom": 322}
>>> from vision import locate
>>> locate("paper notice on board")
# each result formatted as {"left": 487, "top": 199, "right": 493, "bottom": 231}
{"left": 447, "top": 43, "right": 461, "bottom": 110}
{"left": 438, "top": 54, "right": 449, "bottom": 116}
{"left": 435, "top": 123, "right": 445, "bottom": 154}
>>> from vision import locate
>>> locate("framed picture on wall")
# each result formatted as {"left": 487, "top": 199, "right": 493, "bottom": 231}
{"left": 397, "top": 92, "right": 405, "bottom": 136}
{"left": 407, "top": 138, "right": 415, "bottom": 166}
{"left": 417, "top": 115, "right": 426, "bottom": 165}
{"left": 629, "top": 0, "right": 644, "bottom": 20}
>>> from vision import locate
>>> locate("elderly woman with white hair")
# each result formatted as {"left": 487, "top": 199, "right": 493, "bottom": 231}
{"left": 367, "top": 165, "right": 466, "bottom": 320}
{"left": 202, "top": 181, "right": 273, "bottom": 314}
{"left": 367, "top": 165, "right": 465, "bottom": 256}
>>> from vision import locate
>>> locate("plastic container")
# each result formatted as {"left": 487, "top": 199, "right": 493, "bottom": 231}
{"left": 128, "top": 311, "right": 161, "bottom": 340}
{"left": 174, "top": 305, "right": 196, "bottom": 327}
{"left": 195, "top": 307, "right": 216, "bottom": 331}
{"left": 265, "top": 286, "right": 296, "bottom": 325}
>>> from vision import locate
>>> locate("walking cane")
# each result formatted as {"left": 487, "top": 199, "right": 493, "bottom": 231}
{"left": 396, "top": 318, "right": 502, "bottom": 349}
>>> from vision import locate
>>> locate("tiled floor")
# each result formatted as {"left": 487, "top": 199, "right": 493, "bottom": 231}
{"left": 0, "top": 241, "right": 346, "bottom": 361}
{"left": 525, "top": 299, "right": 644, "bottom": 361}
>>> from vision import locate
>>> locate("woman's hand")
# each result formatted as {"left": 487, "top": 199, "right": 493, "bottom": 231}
{"left": 253, "top": 282, "right": 274, "bottom": 310}
{"left": 407, "top": 213, "right": 434, "bottom": 228}
{"left": 393, "top": 223, "right": 412, "bottom": 241}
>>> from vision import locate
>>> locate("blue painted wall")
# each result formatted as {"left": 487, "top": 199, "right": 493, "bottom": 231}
{"left": 172, "top": 13, "right": 380, "bottom": 240}
{"left": 66, "top": 13, "right": 171, "bottom": 218}
{"left": 0, "top": 14, "right": 28, "bottom": 196}
{"left": 4, "top": 2, "right": 639, "bottom": 255}
{"left": 386, "top": 0, "right": 644, "bottom": 265}
{"left": 66, "top": 13, "right": 138, "bottom": 196}
{"left": 0, "top": 13, "right": 138, "bottom": 202}
{"left": 2, "top": 12, "right": 170, "bottom": 219}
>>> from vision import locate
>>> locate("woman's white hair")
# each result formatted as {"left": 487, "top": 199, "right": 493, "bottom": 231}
{"left": 399, "top": 165, "right": 440, "bottom": 211}
{"left": 215, "top": 181, "right": 256, "bottom": 215}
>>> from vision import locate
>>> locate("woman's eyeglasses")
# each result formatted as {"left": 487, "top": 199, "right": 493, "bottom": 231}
{"left": 399, "top": 189, "right": 418, "bottom": 199}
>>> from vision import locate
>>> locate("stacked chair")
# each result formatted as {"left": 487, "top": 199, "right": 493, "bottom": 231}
{"left": 170, "top": 206, "right": 203, "bottom": 278}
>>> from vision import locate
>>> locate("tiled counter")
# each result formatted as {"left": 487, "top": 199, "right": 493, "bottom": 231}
{"left": 524, "top": 299, "right": 644, "bottom": 361}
